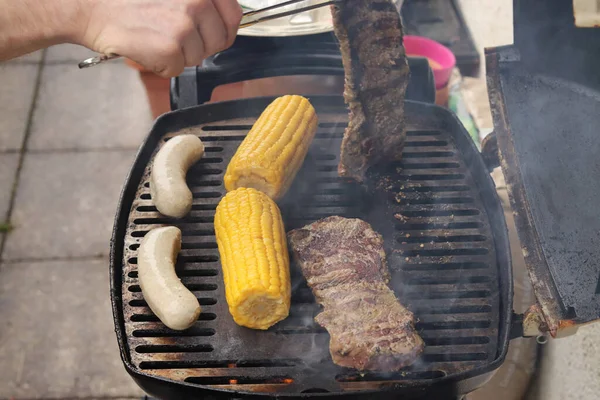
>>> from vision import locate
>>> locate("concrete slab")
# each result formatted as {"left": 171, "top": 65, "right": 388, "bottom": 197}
{"left": 29, "top": 63, "right": 152, "bottom": 151}
{"left": 8, "top": 50, "right": 44, "bottom": 63}
{"left": 3, "top": 150, "right": 136, "bottom": 260}
{"left": 0, "top": 154, "right": 19, "bottom": 249}
{"left": 532, "top": 323, "right": 600, "bottom": 400}
{"left": 455, "top": 0, "right": 514, "bottom": 134}
{"left": 0, "top": 259, "right": 144, "bottom": 399}
{"left": 0, "top": 63, "right": 39, "bottom": 151}
{"left": 456, "top": 0, "right": 514, "bottom": 78}
{"left": 0, "top": 154, "right": 19, "bottom": 221}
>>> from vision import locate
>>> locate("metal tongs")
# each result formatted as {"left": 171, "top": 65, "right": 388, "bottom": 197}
{"left": 78, "top": 0, "right": 338, "bottom": 69}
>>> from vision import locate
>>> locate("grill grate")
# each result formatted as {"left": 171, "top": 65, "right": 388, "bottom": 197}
{"left": 120, "top": 110, "right": 500, "bottom": 394}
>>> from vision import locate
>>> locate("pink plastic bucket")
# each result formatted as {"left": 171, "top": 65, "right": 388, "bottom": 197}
{"left": 403, "top": 35, "right": 456, "bottom": 90}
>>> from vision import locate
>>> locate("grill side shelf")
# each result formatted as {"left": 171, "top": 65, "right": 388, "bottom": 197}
{"left": 120, "top": 112, "right": 502, "bottom": 394}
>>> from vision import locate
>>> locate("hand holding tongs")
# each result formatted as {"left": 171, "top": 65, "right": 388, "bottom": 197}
{"left": 78, "top": 0, "right": 338, "bottom": 69}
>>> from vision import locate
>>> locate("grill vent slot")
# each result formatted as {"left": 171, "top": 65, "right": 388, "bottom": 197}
{"left": 185, "top": 376, "right": 294, "bottom": 385}
{"left": 140, "top": 359, "right": 300, "bottom": 369}
{"left": 336, "top": 371, "right": 446, "bottom": 382}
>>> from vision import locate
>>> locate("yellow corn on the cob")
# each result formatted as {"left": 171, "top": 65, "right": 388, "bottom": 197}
{"left": 214, "top": 187, "right": 291, "bottom": 330}
{"left": 224, "top": 95, "right": 318, "bottom": 201}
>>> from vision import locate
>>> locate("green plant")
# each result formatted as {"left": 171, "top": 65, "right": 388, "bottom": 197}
{"left": 0, "top": 222, "right": 13, "bottom": 233}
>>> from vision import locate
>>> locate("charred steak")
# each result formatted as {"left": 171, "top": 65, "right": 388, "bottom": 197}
{"left": 287, "top": 216, "right": 424, "bottom": 371}
{"left": 331, "top": 0, "right": 410, "bottom": 182}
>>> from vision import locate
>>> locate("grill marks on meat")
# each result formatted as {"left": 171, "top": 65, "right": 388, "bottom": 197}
{"left": 331, "top": 0, "right": 410, "bottom": 182}
{"left": 287, "top": 216, "right": 424, "bottom": 371}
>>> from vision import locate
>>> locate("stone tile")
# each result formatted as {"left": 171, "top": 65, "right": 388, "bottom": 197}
{"left": 46, "top": 43, "right": 102, "bottom": 63}
{"left": 456, "top": 0, "right": 514, "bottom": 78}
{"left": 532, "top": 323, "right": 600, "bottom": 400}
{"left": 0, "top": 63, "right": 39, "bottom": 151}
{"left": 0, "top": 259, "right": 145, "bottom": 399}
{"left": 29, "top": 63, "right": 152, "bottom": 151}
{"left": 0, "top": 154, "right": 19, "bottom": 221}
{"left": 3, "top": 150, "right": 136, "bottom": 260}
{"left": 9, "top": 50, "right": 44, "bottom": 63}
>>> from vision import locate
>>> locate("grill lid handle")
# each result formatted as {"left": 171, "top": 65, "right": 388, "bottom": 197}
{"left": 170, "top": 33, "right": 436, "bottom": 109}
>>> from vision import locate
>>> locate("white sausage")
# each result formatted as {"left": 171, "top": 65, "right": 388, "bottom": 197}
{"left": 150, "top": 134, "right": 205, "bottom": 218}
{"left": 138, "top": 226, "right": 201, "bottom": 330}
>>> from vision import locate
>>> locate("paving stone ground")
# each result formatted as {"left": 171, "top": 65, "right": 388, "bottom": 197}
{"left": 0, "top": 46, "right": 150, "bottom": 399}
{"left": 0, "top": 3, "right": 596, "bottom": 398}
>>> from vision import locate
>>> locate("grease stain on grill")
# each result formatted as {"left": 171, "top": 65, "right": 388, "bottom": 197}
{"left": 398, "top": 235, "right": 487, "bottom": 244}
{"left": 399, "top": 248, "right": 489, "bottom": 257}
{"left": 399, "top": 185, "right": 471, "bottom": 193}
{"left": 406, "top": 290, "right": 491, "bottom": 300}
{"left": 417, "top": 321, "right": 491, "bottom": 330}
{"left": 183, "top": 180, "right": 222, "bottom": 187}
{"left": 401, "top": 262, "right": 488, "bottom": 271}
{"left": 187, "top": 168, "right": 223, "bottom": 175}
{"left": 128, "top": 268, "right": 219, "bottom": 279}
{"left": 185, "top": 376, "right": 294, "bottom": 385}
{"left": 205, "top": 146, "right": 224, "bottom": 152}
{"left": 192, "top": 191, "right": 222, "bottom": 198}
{"left": 399, "top": 173, "right": 465, "bottom": 181}
{"left": 405, "top": 276, "right": 491, "bottom": 285}
{"left": 136, "top": 344, "right": 214, "bottom": 353}
{"left": 396, "top": 209, "right": 481, "bottom": 218}
{"left": 132, "top": 327, "right": 216, "bottom": 337}
{"left": 133, "top": 216, "right": 214, "bottom": 225}
{"left": 131, "top": 229, "right": 215, "bottom": 237}
{"left": 129, "top": 297, "right": 217, "bottom": 308}
{"left": 395, "top": 196, "right": 475, "bottom": 205}
{"left": 128, "top": 283, "right": 218, "bottom": 292}
{"left": 196, "top": 157, "right": 224, "bottom": 164}
{"left": 131, "top": 312, "right": 217, "bottom": 322}
{"left": 129, "top": 242, "right": 217, "bottom": 250}
{"left": 423, "top": 336, "right": 490, "bottom": 345}
{"left": 180, "top": 242, "right": 219, "bottom": 250}
{"left": 121, "top": 112, "right": 502, "bottom": 393}
{"left": 422, "top": 353, "right": 488, "bottom": 362}
{"left": 177, "top": 255, "right": 219, "bottom": 263}
{"left": 336, "top": 370, "right": 445, "bottom": 382}
{"left": 398, "top": 162, "right": 461, "bottom": 169}
{"left": 140, "top": 359, "right": 300, "bottom": 369}
{"left": 403, "top": 151, "right": 455, "bottom": 158}
{"left": 396, "top": 221, "right": 482, "bottom": 230}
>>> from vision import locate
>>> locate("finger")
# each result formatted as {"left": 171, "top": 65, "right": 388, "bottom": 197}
{"left": 109, "top": 31, "right": 185, "bottom": 78}
{"left": 212, "top": 0, "right": 243, "bottom": 47}
{"left": 181, "top": 28, "right": 205, "bottom": 66}
{"left": 194, "top": 1, "right": 228, "bottom": 56}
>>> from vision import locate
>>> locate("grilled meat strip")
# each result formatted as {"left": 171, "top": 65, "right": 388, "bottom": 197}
{"left": 287, "top": 216, "right": 424, "bottom": 371}
{"left": 331, "top": 0, "right": 410, "bottom": 182}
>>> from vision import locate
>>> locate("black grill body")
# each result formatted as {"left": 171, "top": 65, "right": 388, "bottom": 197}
{"left": 109, "top": 96, "right": 512, "bottom": 400}
{"left": 170, "top": 33, "right": 436, "bottom": 110}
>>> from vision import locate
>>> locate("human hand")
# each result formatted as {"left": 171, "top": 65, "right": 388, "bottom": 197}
{"left": 74, "top": 0, "right": 243, "bottom": 77}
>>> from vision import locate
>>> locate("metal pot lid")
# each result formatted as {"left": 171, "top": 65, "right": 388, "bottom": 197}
{"left": 238, "top": 0, "right": 333, "bottom": 37}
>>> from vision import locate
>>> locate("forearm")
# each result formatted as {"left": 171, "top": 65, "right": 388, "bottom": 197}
{"left": 0, "top": 0, "right": 85, "bottom": 61}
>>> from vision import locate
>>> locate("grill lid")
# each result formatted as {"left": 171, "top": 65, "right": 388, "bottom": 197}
{"left": 485, "top": 0, "right": 600, "bottom": 336}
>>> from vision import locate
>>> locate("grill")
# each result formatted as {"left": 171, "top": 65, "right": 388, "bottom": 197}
{"left": 110, "top": 96, "right": 512, "bottom": 399}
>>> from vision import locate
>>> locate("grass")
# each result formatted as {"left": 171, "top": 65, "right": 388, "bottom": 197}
{"left": 0, "top": 222, "right": 13, "bottom": 233}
